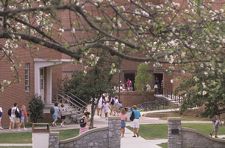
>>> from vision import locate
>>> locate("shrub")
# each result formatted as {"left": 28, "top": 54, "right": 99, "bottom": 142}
{"left": 28, "top": 95, "right": 44, "bottom": 123}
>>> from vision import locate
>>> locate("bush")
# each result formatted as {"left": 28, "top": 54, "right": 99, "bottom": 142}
{"left": 28, "top": 95, "right": 44, "bottom": 123}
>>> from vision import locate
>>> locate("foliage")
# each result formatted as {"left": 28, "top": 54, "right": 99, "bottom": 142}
{"left": 63, "top": 50, "right": 117, "bottom": 127}
{"left": 176, "top": 60, "right": 225, "bottom": 117}
{"left": 1, "top": 1, "right": 225, "bottom": 117}
{"left": 63, "top": 50, "right": 117, "bottom": 101}
{"left": 134, "top": 63, "right": 153, "bottom": 92}
{"left": 28, "top": 95, "right": 44, "bottom": 123}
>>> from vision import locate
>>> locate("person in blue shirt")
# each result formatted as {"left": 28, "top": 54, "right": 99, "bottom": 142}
{"left": 131, "top": 105, "right": 141, "bottom": 137}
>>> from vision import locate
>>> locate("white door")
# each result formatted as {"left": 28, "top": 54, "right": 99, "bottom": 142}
{"left": 40, "top": 68, "right": 45, "bottom": 100}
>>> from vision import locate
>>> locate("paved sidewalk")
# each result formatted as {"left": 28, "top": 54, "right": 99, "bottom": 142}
{"left": 0, "top": 143, "right": 32, "bottom": 147}
{"left": 121, "top": 128, "right": 167, "bottom": 148}
{"left": 0, "top": 112, "right": 213, "bottom": 147}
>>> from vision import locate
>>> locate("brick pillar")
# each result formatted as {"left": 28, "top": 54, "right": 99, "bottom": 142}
{"left": 49, "top": 132, "right": 59, "bottom": 148}
{"left": 108, "top": 117, "right": 121, "bottom": 148}
{"left": 168, "top": 117, "right": 182, "bottom": 148}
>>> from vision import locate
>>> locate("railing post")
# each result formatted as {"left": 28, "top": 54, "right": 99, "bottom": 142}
{"left": 32, "top": 123, "right": 50, "bottom": 148}
{"left": 168, "top": 117, "right": 182, "bottom": 148}
{"left": 108, "top": 117, "right": 121, "bottom": 148}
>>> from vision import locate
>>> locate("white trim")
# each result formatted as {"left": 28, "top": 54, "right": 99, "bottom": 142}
{"left": 46, "top": 67, "right": 52, "bottom": 104}
{"left": 34, "top": 58, "right": 73, "bottom": 104}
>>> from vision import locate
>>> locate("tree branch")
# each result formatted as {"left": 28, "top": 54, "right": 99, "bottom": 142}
{"left": 0, "top": 31, "right": 81, "bottom": 60}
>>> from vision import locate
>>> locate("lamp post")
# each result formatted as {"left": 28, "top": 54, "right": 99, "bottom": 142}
{"left": 118, "top": 70, "right": 121, "bottom": 100}
{"left": 170, "top": 79, "right": 174, "bottom": 100}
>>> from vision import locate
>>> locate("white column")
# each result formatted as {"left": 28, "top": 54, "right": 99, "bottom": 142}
{"left": 46, "top": 67, "right": 52, "bottom": 105}
{"left": 34, "top": 64, "right": 41, "bottom": 97}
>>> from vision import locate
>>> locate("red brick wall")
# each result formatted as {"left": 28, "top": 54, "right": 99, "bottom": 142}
{"left": 0, "top": 45, "right": 63, "bottom": 127}
{"left": 119, "top": 91, "right": 154, "bottom": 107}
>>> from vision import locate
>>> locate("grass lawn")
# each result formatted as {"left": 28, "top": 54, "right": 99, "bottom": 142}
{"left": 158, "top": 143, "right": 167, "bottom": 148}
{"left": 0, "top": 129, "right": 79, "bottom": 143}
{"left": 128, "top": 123, "right": 225, "bottom": 139}
{"left": 143, "top": 111, "right": 209, "bottom": 121}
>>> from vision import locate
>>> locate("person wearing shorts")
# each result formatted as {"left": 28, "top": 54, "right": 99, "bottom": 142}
{"left": 120, "top": 108, "right": 127, "bottom": 137}
{"left": 0, "top": 107, "right": 3, "bottom": 129}
{"left": 131, "top": 105, "right": 141, "bottom": 137}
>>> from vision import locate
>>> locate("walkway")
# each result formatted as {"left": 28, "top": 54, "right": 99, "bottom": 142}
{"left": 121, "top": 128, "right": 167, "bottom": 148}
{"left": 0, "top": 108, "right": 213, "bottom": 147}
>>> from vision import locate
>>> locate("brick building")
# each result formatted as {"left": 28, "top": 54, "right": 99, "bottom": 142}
{"left": 0, "top": 43, "right": 75, "bottom": 126}
{"left": 1, "top": 0, "right": 224, "bottom": 127}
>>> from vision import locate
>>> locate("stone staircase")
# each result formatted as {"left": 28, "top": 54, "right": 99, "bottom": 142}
{"left": 156, "top": 94, "right": 183, "bottom": 106}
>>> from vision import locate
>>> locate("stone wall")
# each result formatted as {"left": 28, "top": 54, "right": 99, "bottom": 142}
{"left": 182, "top": 128, "right": 225, "bottom": 148}
{"left": 168, "top": 117, "right": 182, "bottom": 148}
{"left": 60, "top": 127, "right": 109, "bottom": 148}
{"left": 168, "top": 118, "right": 225, "bottom": 148}
{"left": 49, "top": 132, "right": 59, "bottom": 148}
{"left": 49, "top": 117, "right": 121, "bottom": 148}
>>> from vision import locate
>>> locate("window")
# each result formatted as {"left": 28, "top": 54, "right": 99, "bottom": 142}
{"left": 24, "top": 63, "right": 30, "bottom": 92}
{"left": 40, "top": 68, "right": 44, "bottom": 89}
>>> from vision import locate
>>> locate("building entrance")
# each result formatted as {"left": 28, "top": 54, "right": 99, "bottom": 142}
{"left": 154, "top": 73, "right": 163, "bottom": 94}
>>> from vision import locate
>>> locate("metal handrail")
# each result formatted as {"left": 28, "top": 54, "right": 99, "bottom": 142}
{"left": 64, "top": 93, "right": 86, "bottom": 109}
{"left": 67, "top": 92, "right": 88, "bottom": 106}
{"left": 57, "top": 93, "right": 81, "bottom": 111}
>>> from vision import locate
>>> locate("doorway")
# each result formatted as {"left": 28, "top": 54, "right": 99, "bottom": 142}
{"left": 154, "top": 73, "right": 163, "bottom": 94}
{"left": 124, "top": 73, "right": 135, "bottom": 91}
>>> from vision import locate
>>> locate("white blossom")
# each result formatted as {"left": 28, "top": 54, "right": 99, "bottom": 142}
{"left": 202, "top": 90, "right": 207, "bottom": 96}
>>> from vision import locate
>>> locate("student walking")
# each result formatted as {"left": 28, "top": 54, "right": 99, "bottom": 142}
{"left": 51, "top": 103, "right": 60, "bottom": 127}
{"left": 0, "top": 107, "right": 3, "bottom": 129}
{"left": 59, "top": 104, "right": 66, "bottom": 127}
{"left": 97, "top": 96, "right": 104, "bottom": 116}
{"left": 102, "top": 101, "right": 110, "bottom": 118}
{"left": 10, "top": 103, "right": 20, "bottom": 129}
{"left": 131, "top": 105, "right": 141, "bottom": 137}
{"left": 120, "top": 108, "right": 127, "bottom": 137}
{"left": 210, "top": 115, "right": 221, "bottom": 138}
{"left": 79, "top": 112, "right": 90, "bottom": 135}
{"left": 20, "top": 105, "right": 28, "bottom": 130}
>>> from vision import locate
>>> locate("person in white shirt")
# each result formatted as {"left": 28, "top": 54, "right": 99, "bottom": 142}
{"left": 10, "top": 103, "right": 20, "bottom": 129}
{"left": 102, "top": 101, "right": 110, "bottom": 118}
{"left": 0, "top": 107, "right": 3, "bottom": 129}
{"left": 97, "top": 96, "right": 105, "bottom": 116}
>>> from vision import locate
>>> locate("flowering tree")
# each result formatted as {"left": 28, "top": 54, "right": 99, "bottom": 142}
{"left": 1, "top": 0, "right": 225, "bottom": 115}
{"left": 63, "top": 49, "right": 117, "bottom": 128}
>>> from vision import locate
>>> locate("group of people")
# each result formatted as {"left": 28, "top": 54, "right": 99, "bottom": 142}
{"left": 119, "top": 105, "right": 141, "bottom": 138}
{"left": 8, "top": 103, "right": 28, "bottom": 130}
{"left": 79, "top": 103, "right": 141, "bottom": 138}
{"left": 96, "top": 95, "right": 123, "bottom": 118}
{"left": 0, "top": 103, "right": 28, "bottom": 130}
{"left": 119, "top": 79, "right": 133, "bottom": 92}
{"left": 50, "top": 102, "right": 67, "bottom": 127}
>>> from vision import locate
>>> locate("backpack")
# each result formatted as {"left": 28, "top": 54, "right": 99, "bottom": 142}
{"left": 15, "top": 109, "right": 21, "bottom": 118}
{"left": 50, "top": 107, "right": 55, "bottom": 115}
{"left": 8, "top": 108, "right": 11, "bottom": 116}
{"left": 79, "top": 117, "right": 87, "bottom": 128}
{"left": 111, "top": 98, "right": 115, "bottom": 105}
{"left": 130, "top": 111, "right": 135, "bottom": 121}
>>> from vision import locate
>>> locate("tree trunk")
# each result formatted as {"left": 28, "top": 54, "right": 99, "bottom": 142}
{"left": 89, "top": 100, "right": 96, "bottom": 129}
